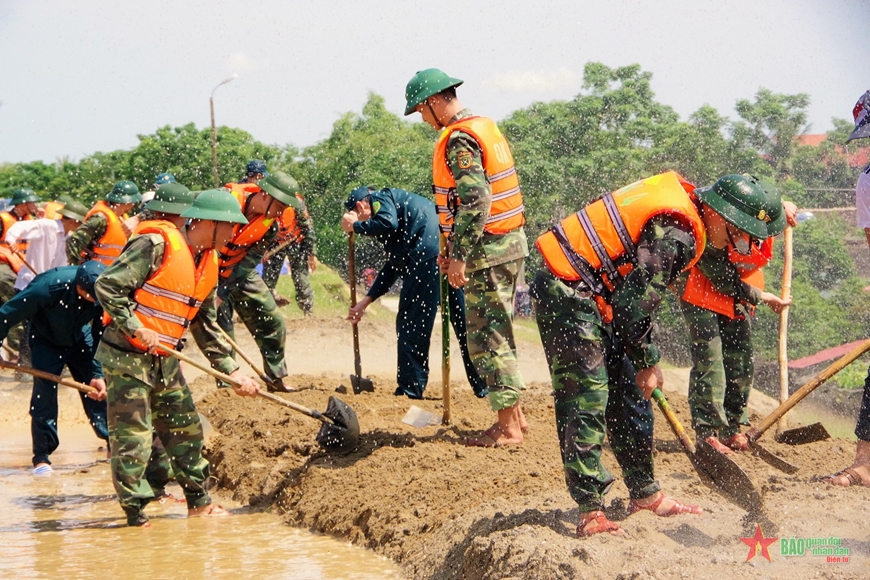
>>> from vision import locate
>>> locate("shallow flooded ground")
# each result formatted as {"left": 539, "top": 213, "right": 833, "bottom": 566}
{"left": 0, "top": 379, "right": 400, "bottom": 580}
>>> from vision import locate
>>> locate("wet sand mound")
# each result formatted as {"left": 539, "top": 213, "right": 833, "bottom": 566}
{"left": 200, "top": 364, "right": 870, "bottom": 579}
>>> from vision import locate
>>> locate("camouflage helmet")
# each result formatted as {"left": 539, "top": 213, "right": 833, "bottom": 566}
{"left": 106, "top": 180, "right": 142, "bottom": 204}
{"left": 146, "top": 183, "right": 195, "bottom": 216}
{"left": 10, "top": 188, "right": 40, "bottom": 205}
{"left": 257, "top": 171, "right": 300, "bottom": 206}
{"left": 694, "top": 174, "right": 774, "bottom": 239}
{"left": 180, "top": 189, "right": 248, "bottom": 224}
{"left": 404, "top": 68, "right": 463, "bottom": 116}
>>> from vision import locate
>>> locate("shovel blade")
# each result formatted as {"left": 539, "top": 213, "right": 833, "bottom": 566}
{"left": 692, "top": 439, "right": 765, "bottom": 513}
{"left": 749, "top": 441, "right": 800, "bottom": 474}
{"left": 774, "top": 422, "right": 830, "bottom": 445}
{"left": 315, "top": 396, "right": 360, "bottom": 453}
{"left": 350, "top": 374, "right": 374, "bottom": 395}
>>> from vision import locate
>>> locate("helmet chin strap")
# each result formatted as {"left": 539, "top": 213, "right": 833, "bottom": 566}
{"left": 211, "top": 221, "right": 219, "bottom": 250}
{"left": 426, "top": 100, "right": 444, "bottom": 130}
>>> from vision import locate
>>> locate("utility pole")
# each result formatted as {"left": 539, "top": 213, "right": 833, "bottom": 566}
{"left": 210, "top": 73, "right": 238, "bottom": 188}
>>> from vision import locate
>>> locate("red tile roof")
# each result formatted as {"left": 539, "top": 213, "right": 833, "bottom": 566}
{"left": 788, "top": 339, "right": 869, "bottom": 369}
{"left": 797, "top": 134, "right": 870, "bottom": 168}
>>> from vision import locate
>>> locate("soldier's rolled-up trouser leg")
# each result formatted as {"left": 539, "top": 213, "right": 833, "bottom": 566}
{"left": 62, "top": 334, "right": 109, "bottom": 444}
{"left": 288, "top": 246, "right": 314, "bottom": 315}
{"left": 465, "top": 258, "right": 525, "bottom": 411}
{"left": 393, "top": 258, "right": 438, "bottom": 398}
{"left": 531, "top": 269, "right": 613, "bottom": 512}
{"left": 855, "top": 368, "right": 870, "bottom": 441}
{"left": 680, "top": 300, "right": 729, "bottom": 438}
{"left": 150, "top": 368, "right": 210, "bottom": 510}
{"left": 261, "top": 247, "right": 288, "bottom": 290}
{"left": 0, "top": 263, "right": 22, "bottom": 351}
{"left": 229, "top": 270, "right": 287, "bottom": 380}
{"left": 720, "top": 311, "right": 753, "bottom": 439}
{"left": 604, "top": 340, "right": 659, "bottom": 500}
{"left": 448, "top": 285, "right": 488, "bottom": 397}
{"left": 106, "top": 368, "right": 158, "bottom": 521}
{"left": 29, "top": 336, "right": 67, "bottom": 466}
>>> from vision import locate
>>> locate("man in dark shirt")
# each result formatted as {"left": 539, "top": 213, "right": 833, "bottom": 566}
{"left": 341, "top": 186, "right": 486, "bottom": 399}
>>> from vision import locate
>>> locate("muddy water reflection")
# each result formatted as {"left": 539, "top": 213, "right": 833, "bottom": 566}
{"left": 0, "top": 424, "right": 399, "bottom": 579}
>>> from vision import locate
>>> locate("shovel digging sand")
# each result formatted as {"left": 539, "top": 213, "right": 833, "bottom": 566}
{"left": 652, "top": 389, "right": 765, "bottom": 514}
{"left": 439, "top": 236, "right": 452, "bottom": 425}
{"left": 348, "top": 232, "right": 374, "bottom": 394}
{"left": 163, "top": 348, "right": 360, "bottom": 453}
{"left": 746, "top": 338, "right": 870, "bottom": 449}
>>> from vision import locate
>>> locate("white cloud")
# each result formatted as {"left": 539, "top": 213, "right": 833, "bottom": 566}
{"left": 482, "top": 68, "right": 579, "bottom": 93}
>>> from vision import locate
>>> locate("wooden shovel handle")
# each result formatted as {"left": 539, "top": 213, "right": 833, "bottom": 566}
{"left": 749, "top": 336, "right": 870, "bottom": 440}
{"left": 652, "top": 388, "right": 696, "bottom": 454}
{"left": 0, "top": 360, "right": 96, "bottom": 394}
{"left": 215, "top": 327, "right": 270, "bottom": 383}
{"left": 777, "top": 227, "right": 793, "bottom": 432}
{"left": 440, "top": 235, "right": 451, "bottom": 425}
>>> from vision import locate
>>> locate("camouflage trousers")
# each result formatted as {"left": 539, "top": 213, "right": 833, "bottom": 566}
{"left": 679, "top": 300, "right": 753, "bottom": 440}
{"left": 465, "top": 258, "right": 526, "bottom": 411}
{"left": 0, "top": 263, "right": 23, "bottom": 351}
{"left": 262, "top": 243, "right": 314, "bottom": 315}
{"left": 217, "top": 270, "right": 288, "bottom": 381}
{"left": 531, "top": 269, "right": 659, "bottom": 512}
{"left": 105, "top": 355, "right": 211, "bottom": 524}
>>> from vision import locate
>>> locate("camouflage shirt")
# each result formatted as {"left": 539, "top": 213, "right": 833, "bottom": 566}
{"left": 607, "top": 216, "right": 699, "bottom": 370}
{"left": 94, "top": 231, "right": 239, "bottom": 382}
{"left": 218, "top": 214, "right": 279, "bottom": 301}
{"left": 66, "top": 213, "right": 108, "bottom": 265}
{"left": 444, "top": 109, "right": 528, "bottom": 273}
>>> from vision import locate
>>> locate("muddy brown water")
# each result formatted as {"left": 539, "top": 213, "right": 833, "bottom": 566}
{"left": 0, "top": 381, "right": 400, "bottom": 579}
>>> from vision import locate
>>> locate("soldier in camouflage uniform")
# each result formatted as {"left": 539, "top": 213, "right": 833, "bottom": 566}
{"left": 95, "top": 188, "right": 258, "bottom": 527}
{"left": 262, "top": 191, "right": 318, "bottom": 315}
{"left": 67, "top": 180, "right": 141, "bottom": 266}
{"left": 532, "top": 173, "right": 782, "bottom": 536}
{"left": 405, "top": 69, "right": 529, "bottom": 446}
{"left": 672, "top": 190, "right": 795, "bottom": 453}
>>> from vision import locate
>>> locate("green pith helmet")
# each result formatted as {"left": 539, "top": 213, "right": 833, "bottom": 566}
{"left": 180, "top": 189, "right": 248, "bottom": 224}
{"left": 10, "top": 188, "right": 40, "bottom": 205}
{"left": 257, "top": 171, "right": 300, "bottom": 206}
{"left": 106, "top": 180, "right": 142, "bottom": 204}
{"left": 146, "top": 183, "right": 195, "bottom": 215}
{"left": 57, "top": 199, "right": 89, "bottom": 222}
{"left": 694, "top": 174, "right": 774, "bottom": 239}
{"left": 403, "top": 68, "right": 464, "bottom": 116}
{"left": 755, "top": 177, "right": 787, "bottom": 237}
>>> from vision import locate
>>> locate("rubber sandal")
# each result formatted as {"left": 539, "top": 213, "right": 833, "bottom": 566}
{"left": 824, "top": 467, "right": 870, "bottom": 488}
{"left": 723, "top": 433, "right": 749, "bottom": 452}
{"left": 32, "top": 464, "right": 53, "bottom": 476}
{"left": 628, "top": 495, "right": 703, "bottom": 517}
{"left": 577, "top": 511, "right": 624, "bottom": 537}
{"left": 704, "top": 436, "right": 733, "bottom": 455}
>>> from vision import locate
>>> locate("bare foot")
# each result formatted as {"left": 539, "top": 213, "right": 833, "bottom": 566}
{"left": 517, "top": 404, "right": 529, "bottom": 433}
{"left": 188, "top": 504, "right": 230, "bottom": 517}
{"left": 468, "top": 405, "right": 524, "bottom": 447}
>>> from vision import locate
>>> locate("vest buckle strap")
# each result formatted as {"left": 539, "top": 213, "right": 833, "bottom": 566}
{"left": 577, "top": 208, "right": 621, "bottom": 284}
{"left": 602, "top": 193, "right": 637, "bottom": 263}
{"left": 551, "top": 223, "right": 605, "bottom": 295}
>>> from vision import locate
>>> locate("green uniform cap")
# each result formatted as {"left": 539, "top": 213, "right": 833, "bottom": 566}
{"left": 756, "top": 178, "right": 787, "bottom": 237}
{"left": 10, "top": 188, "right": 40, "bottom": 205}
{"left": 181, "top": 189, "right": 248, "bottom": 224}
{"left": 404, "top": 68, "right": 464, "bottom": 116}
{"left": 106, "top": 180, "right": 142, "bottom": 204}
{"left": 57, "top": 198, "right": 89, "bottom": 222}
{"left": 694, "top": 174, "right": 774, "bottom": 239}
{"left": 257, "top": 171, "right": 300, "bottom": 206}
{"left": 146, "top": 183, "right": 195, "bottom": 216}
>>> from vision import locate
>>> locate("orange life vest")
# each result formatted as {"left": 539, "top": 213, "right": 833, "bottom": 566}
{"left": 536, "top": 172, "right": 707, "bottom": 323}
{"left": 42, "top": 201, "right": 64, "bottom": 220}
{"left": 121, "top": 221, "right": 219, "bottom": 352}
{"left": 0, "top": 212, "right": 25, "bottom": 273}
{"left": 218, "top": 184, "right": 276, "bottom": 278}
{"left": 81, "top": 200, "right": 128, "bottom": 265}
{"left": 681, "top": 237, "right": 773, "bottom": 318}
{"left": 432, "top": 116, "right": 525, "bottom": 236}
{"left": 275, "top": 194, "right": 307, "bottom": 245}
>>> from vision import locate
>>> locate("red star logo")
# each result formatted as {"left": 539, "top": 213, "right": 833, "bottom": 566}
{"left": 740, "top": 524, "right": 778, "bottom": 562}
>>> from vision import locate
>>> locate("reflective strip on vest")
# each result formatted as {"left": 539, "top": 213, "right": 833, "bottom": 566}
{"left": 82, "top": 200, "right": 128, "bottom": 265}
{"left": 133, "top": 304, "right": 191, "bottom": 328}
{"left": 140, "top": 283, "right": 203, "bottom": 308}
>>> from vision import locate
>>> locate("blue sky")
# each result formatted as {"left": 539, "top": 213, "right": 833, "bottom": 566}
{"left": 1, "top": 0, "right": 867, "bottom": 164}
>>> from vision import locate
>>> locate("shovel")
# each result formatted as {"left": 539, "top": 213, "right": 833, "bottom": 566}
{"left": 216, "top": 326, "right": 282, "bottom": 389}
{"left": 775, "top": 226, "right": 793, "bottom": 437}
{"left": 0, "top": 360, "right": 98, "bottom": 395}
{"left": 163, "top": 348, "right": 360, "bottom": 453}
{"left": 652, "top": 389, "right": 764, "bottom": 514}
{"left": 746, "top": 338, "right": 870, "bottom": 447}
{"left": 440, "top": 236, "right": 452, "bottom": 425}
{"left": 348, "top": 232, "right": 374, "bottom": 394}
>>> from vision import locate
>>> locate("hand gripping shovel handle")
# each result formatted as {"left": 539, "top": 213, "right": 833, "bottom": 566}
{"left": 160, "top": 347, "right": 331, "bottom": 425}
{"left": 748, "top": 336, "right": 870, "bottom": 441}
{"left": 0, "top": 360, "right": 96, "bottom": 394}
{"left": 215, "top": 327, "right": 273, "bottom": 386}
{"left": 652, "top": 388, "right": 696, "bottom": 454}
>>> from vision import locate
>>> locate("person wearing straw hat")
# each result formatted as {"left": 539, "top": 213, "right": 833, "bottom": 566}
{"left": 95, "top": 188, "right": 259, "bottom": 527}
{"left": 0, "top": 260, "right": 108, "bottom": 475}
